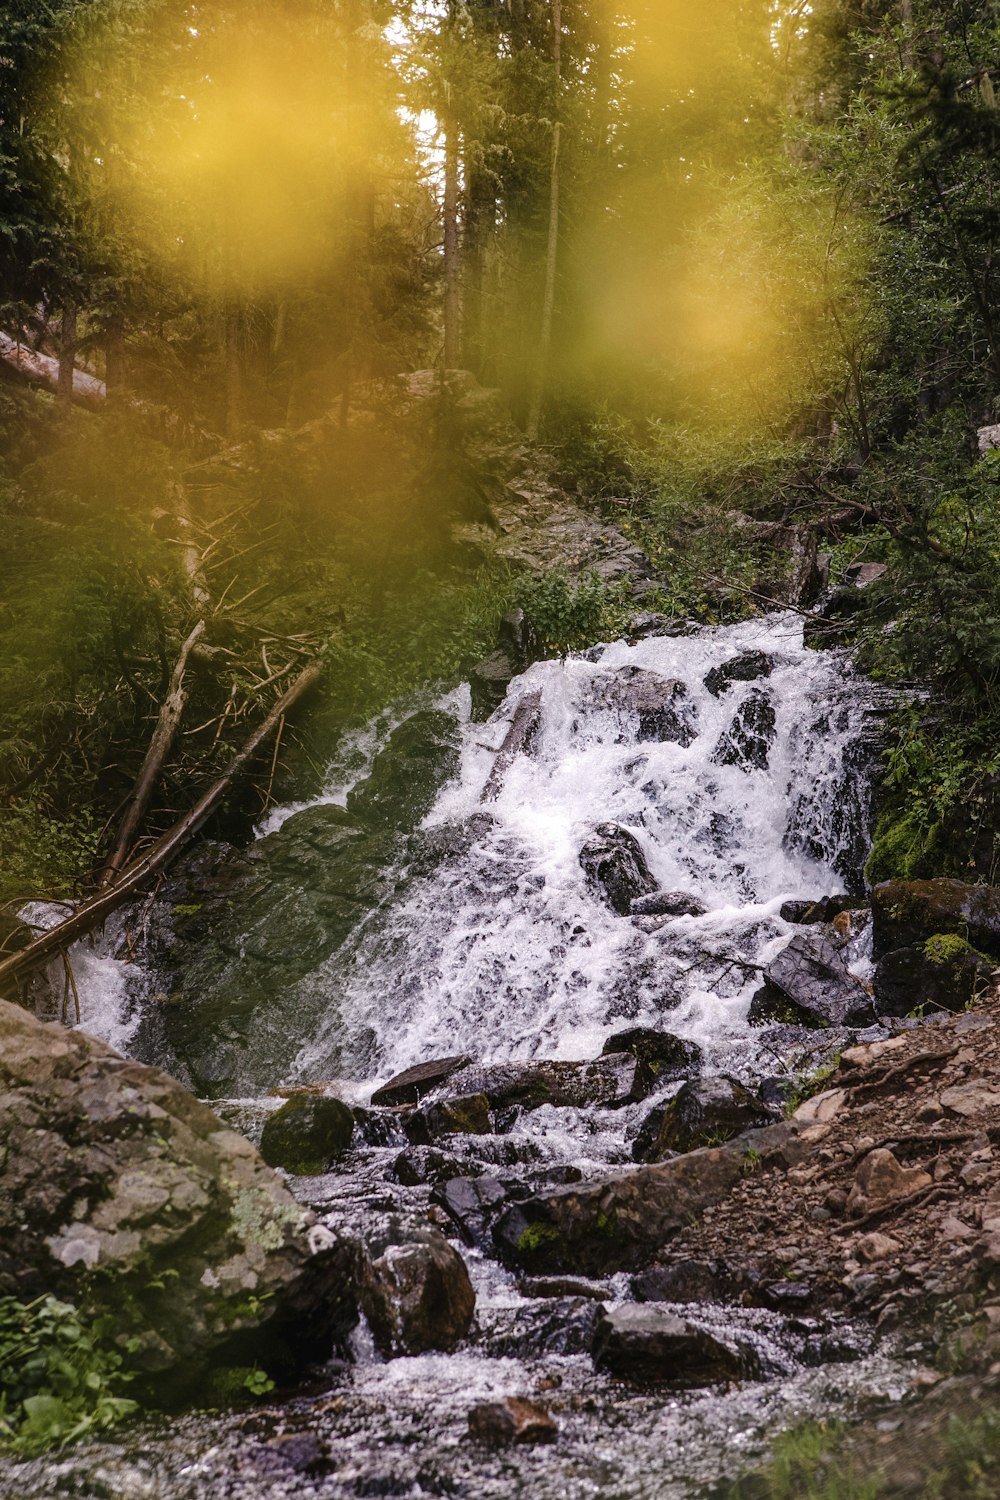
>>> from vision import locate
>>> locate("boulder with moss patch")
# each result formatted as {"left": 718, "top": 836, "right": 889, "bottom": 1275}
{"left": 874, "top": 934, "right": 994, "bottom": 1017}
{"left": 871, "top": 879, "right": 1000, "bottom": 961}
{"left": 0, "top": 1000, "right": 357, "bottom": 1394}
{"left": 259, "top": 1093, "right": 354, "bottom": 1175}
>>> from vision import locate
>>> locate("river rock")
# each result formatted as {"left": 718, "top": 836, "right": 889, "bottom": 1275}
{"left": 630, "top": 890, "right": 708, "bottom": 918}
{"left": 408, "top": 1092, "right": 494, "bottom": 1140}
{"left": 0, "top": 999, "right": 357, "bottom": 1386}
{"left": 871, "top": 879, "right": 1000, "bottom": 961}
{"left": 703, "top": 652, "right": 773, "bottom": 697}
{"left": 370, "top": 1055, "right": 474, "bottom": 1107}
{"left": 586, "top": 666, "right": 696, "bottom": 746}
{"left": 493, "top": 1122, "right": 797, "bottom": 1275}
{"left": 780, "top": 894, "right": 858, "bottom": 925}
{"left": 259, "top": 1093, "right": 354, "bottom": 1175}
{"left": 442, "top": 1054, "right": 641, "bottom": 1117}
{"left": 602, "top": 1028, "right": 702, "bottom": 1099}
{"left": 580, "top": 822, "right": 658, "bottom": 915}
{"left": 469, "top": 652, "right": 517, "bottom": 721}
{"left": 846, "top": 1149, "right": 932, "bottom": 1218}
{"left": 749, "top": 931, "right": 876, "bottom": 1028}
{"left": 874, "top": 939, "right": 994, "bottom": 1017}
{"left": 632, "top": 1076, "right": 770, "bottom": 1162}
{"left": 347, "top": 709, "right": 461, "bottom": 830}
{"left": 358, "top": 1219, "right": 475, "bottom": 1356}
{"left": 712, "top": 689, "right": 776, "bottom": 771}
{"left": 431, "top": 1175, "right": 515, "bottom": 1247}
{"left": 591, "top": 1305, "right": 748, "bottom": 1385}
{"left": 468, "top": 1397, "right": 557, "bottom": 1447}
{"left": 390, "top": 1147, "right": 481, "bottom": 1186}
{"left": 631, "top": 1259, "right": 730, "bottom": 1304}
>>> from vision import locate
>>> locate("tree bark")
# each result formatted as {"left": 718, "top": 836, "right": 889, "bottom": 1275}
{"left": 104, "top": 311, "right": 126, "bottom": 398}
{"left": 526, "top": 0, "right": 562, "bottom": 441}
{"left": 0, "top": 332, "right": 106, "bottom": 407}
{"left": 58, "top": 303, "right": 78, "bottom": 409}
{"left": 97, "top": 619, "right": 206, "bottom": 889}
{"left": 443, "top": 98, "right": 462, "bottom": 368}
{"left": 0, "top": 660, "right": 324, "bottom": 996}
{"left": 480, "top": 689, "right": 542, "bottom": 802}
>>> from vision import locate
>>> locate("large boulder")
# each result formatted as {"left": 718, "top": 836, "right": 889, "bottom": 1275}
{"left": 586, "top": 667, "right": 696, "bottom": 746}
{"left": 259, "top": 1093, "right": 354, "bottom": 1176}
{"left": 601, "top": 1028, "right": 702, "bottom": 1100}
{"left": 748, "top": 931, "right": 875, "bottom": 1028}
{"left": 346, "top": 710, "right": 461, "bottom": 830}
{"left": 874, "top": 937, "right": 994, "bottom": 1017}
{"left": 871, "top": 879, "right": 1000, "bottom": 962}
{"left": 580, "top": 823, "right": 658, "bottom": 916}
{"left": 370, "top": 1055, "right": 474, "bottom": 1108}
{"left": 591, "top": 1305, "right": 748, "bottom": 1385}
{"left": 712, "top": 689, "right": 776, "bottom": 771}
{"left": 703, "top": 652, "right": 773, "bottom": 698}
{"left": 492, "top": 1122, "right": 797, "bottom": 1276}
{"left": 0, "top": 1001, "right": 357, "bottom": 1390}
{"left": 358, "top": 1219, "right": 475, "bottom": 1356}
{"left": 632, "top": 1076, "right": 770, "bottom": 1163}
{"left": 440, "top": 1054, "right": 642, "bottom": 1117}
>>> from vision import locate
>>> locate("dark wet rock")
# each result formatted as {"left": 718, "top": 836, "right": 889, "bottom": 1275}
{"left": 370, "top": 1055, "right": 473, "bottom": 1107}
{"left": 351, "top": 1106, "right": 411, "bottom": 1149}
{"left": 803, "top": 584, "right": 871, "bottom": 649}
{"left": 469, "top": 652, "right": 517, "bottom": 721}
{"left": 727, "top": 516, "right": 823, "bottom": 609}
{"left": 0, "top": 999, "right": 358, "bottom": 1387}
{"left": 631, "top": 1259, "right": 730, "bottom": 1305}
{"left": 390, "top": 1148, "right": 482, "bottom": 1187}
{"left": 712, "top": 689, "right": 776, "bottom": 771}
{"left": 780, "top": 894, "right": 858, "bottom": 925}
{"left": 482, "top": 1296, "right": 602, "bottom": 1358}
{"left": 874, "top": 939, "right": 994, "bottom": 1018}
{"left": 253, "top": 1432, "right": 328, "bottom": 1477}
{"left": 624, "top": 613, "right": 699, "bottom": 643}
{"left": 407, "top": 1093, "right": 494, "bottom": 1141}
{"left": 757, "top": 1281, "right": 814, "bottom": 1311}
{"left": 259, "top": 1093, "right": 354, "bottom": 1176}
{"left": 758, "top": 1076, "right": 800, "bottom": 1112}
{"left": 430, "top": 1176, "right": 514, "bottom": 1248}
{"left": 630, "top": 890, "right": 708, "bottom": 918}
{"left": 358, "top": 1218, "right": 475, "bottom": 1356}
{"left": 749, "top": 931, "right": 876, "bottom": 1028}
{"left": 347, "top": 710, "right": 461, "bottom": 830}
{"left": 528, "top": 1163, "right": 584, "bottom": 1186}
{"left": 586, "top": 666, "right": 696, "bottom": 746}
{"left": 871, "top": 879, "right": 1000, "bottom": 962}
{"left": 632, "top": 1077, "right": 770, "bottom": 1163}
{"left": 519, "top": 1276, "right": 615, "bottom": 1301}
{"left": 467, "top": 1397, "right": 557, "bottom": 1447}
{"left": 493, "top": 1122, "right": 799, "bottom": 1275}
{"left": 602, "top": 1028, "right": 703, "bottom": 1100}
{"left": 580, "top": 822, "right": 658, "bottom": 915}
{"left": 443, "top": 1054, "right": 641, "bottom": 1116}
{"left": 591, "top": 1305, "right": 750, "bottom": 1385}
{"left": 704, "top": 652, "right": 773, "bottom": 698}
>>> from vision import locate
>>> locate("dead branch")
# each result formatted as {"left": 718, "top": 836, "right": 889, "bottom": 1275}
{"left": 480, "top": 690, "right": 542, "bottom": 803}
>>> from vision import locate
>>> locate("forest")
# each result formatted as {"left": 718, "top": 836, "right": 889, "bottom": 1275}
{"left": 2, "top": 0, "right": 1000, "bottom": 1494}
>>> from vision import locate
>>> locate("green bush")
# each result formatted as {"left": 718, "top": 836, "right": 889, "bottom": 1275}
{"left": 0, "top": 1295, "right": 138, "bottom": 1455}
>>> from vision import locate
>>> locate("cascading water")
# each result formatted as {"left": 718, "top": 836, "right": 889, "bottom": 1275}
{"left": 292, "top": 611, "right": 879, "bottom": 1096}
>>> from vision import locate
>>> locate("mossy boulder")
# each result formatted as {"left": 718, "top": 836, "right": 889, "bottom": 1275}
{"left": 0, "top": 1000, "right": 357, "bottom": 1395}
{"left": 871, "top": 879, "right": 1000, "bottom": 961}
{"left": 259, "top": 1094, "right": 354, "bottom": 1175}
{"left": 874, "top": 934, "right": 994, "bottom": 1017}
{"left": 346, "top": 709, "right": 461, "bottom": 830}
{"left": 632, "top": 1077, "right": 770, "bottom": 1163}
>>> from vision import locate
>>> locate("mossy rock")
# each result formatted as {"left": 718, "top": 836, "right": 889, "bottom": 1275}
{"left": 874, "top": 934, "right": 994, "bottom": 1017}
{"left": 260, "top": 1094, "right": 354, "bottom": 1175}
{"left": 871, "top": 878, "right": 1000, "bottom": 961}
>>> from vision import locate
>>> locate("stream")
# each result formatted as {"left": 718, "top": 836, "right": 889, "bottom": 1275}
{"left": 4, "top": 610, "right": 923, "bottom": 1500}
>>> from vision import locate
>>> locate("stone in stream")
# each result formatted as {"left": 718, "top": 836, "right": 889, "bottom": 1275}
{"left": 440, "top": 1053, "right": 642, "bottom": 1118}
{"left": 874, "top": 939, "right": 994, "bottom": 1017}
{"left": 431, "top": 1175, "right": 518, "bottom": 1248}
{"left": 358, "top": 1219, "right": 475, "bottom": 1357}
{"left": 370, "top": 1054, "right": 474, "bottom": 1107}
{"left": 492, "top": 1121, "right": 798, "bottom": 1276}
{"left": 631, "top": 1259, "right": 731, "bottom": 1305}
{"left": 748, "top": 930, "right": 876, "bottom": 1028}
{"left": 871, "top": 879, "right": 1000, "bottom": 961}
{"left": 711, "top": 688, "right": 776, "bottom": 772}
{"left": 0, "top": 999, "right": 358, "bottom": 1388}
{"left": 703, "top": 651, "right": 773, "bottom": 698}
{"left": 468, "top": 1397, "right": 558, "bottom": 1447}
{"left": 347, "top": 709, "right": 461, "bottom": 830}
{"left": 630, "top": 891, "right": 708, "bottom": 918}
{"left": 406, "top": 1092, "right": 494, "bottom": 1140}
{"left": 580, "top": 822, "right": 658, "bottom": 916}
{"left": 602, "top": 1027, "right": 703, "bottom": 1101}
{"left": 390, "top": 1147, "right": 483, "bottom": 1187}
{"left": 779, "top": 894, "right": 858, "bottom": 925}
{"left": 631, "top": 1076, "right": 771, "bottom": 1163}
{"left": 259, "top": 1093, "right": 354, "bottom": 1175}
{"left": 585, "top": 665, "right": 696, "bottom": 746}
{"left": 591, "top": 1305, "right": 750, "bottom": 1385}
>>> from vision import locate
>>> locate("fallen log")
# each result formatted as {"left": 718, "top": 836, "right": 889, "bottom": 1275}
{"left": 0, "top": 659, "right": 323, "bottom": 995}
{"left": 0, "top": 331, "right": 106, "bottom": 408}
{"left": 98, "top": 619, "right": 206, "bottom": 889}
{"left": 480, "top": 689, "right": 542, "bottom": 803}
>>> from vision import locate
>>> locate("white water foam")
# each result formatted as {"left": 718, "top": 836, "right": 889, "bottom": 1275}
{"left": 293, "top": 612, "right": 882, "bottom": 1090}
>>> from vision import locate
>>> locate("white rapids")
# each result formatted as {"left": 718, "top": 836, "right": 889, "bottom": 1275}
{"left": 292, "top": 611, "right": 881, "bottom": 1092}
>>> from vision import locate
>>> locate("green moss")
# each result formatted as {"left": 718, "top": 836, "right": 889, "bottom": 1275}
{"left": 516, "top": 1222, "right": 561, "bottom": 1254}
{"left": 595, "top": 1210, "right": 618, "bottom": 1237}
{"left": 923, "top": 932, "right": 975, "bottom": 965}
{"left": 865, "top": 805, "right": 940, "bottom": 886}
{"left": 204, "top": 1364, "right": 275, "bottom": 1405}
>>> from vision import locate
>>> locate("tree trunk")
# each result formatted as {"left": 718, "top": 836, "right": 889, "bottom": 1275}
{"left": 97, "top": 619, "right": 206, "bottom": 888}
{"left": 526, "top": 0, "right": 562, "bottom": 441}
{"left": 443, "top": 103, "right": 462, "bottom": 368}
{"left": 105, "top": 312, "right": 126, "bottom": 398}
{"left": 481, "top": 690, "right": 542, "bottom": 802}
{"left": 463, "top": 159, "right": 494, "bottom": 376}
{"left": 0, "top": 660, "right": 324, "bottom": 996}
{"left": 0, "top": 332, "right": 106, "bottom": 407}
{"left": 224, "top": 298, "right": 243, "bottom": 438}
{"left": 58, "top": 302, "right": 77, "bottom": 409}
